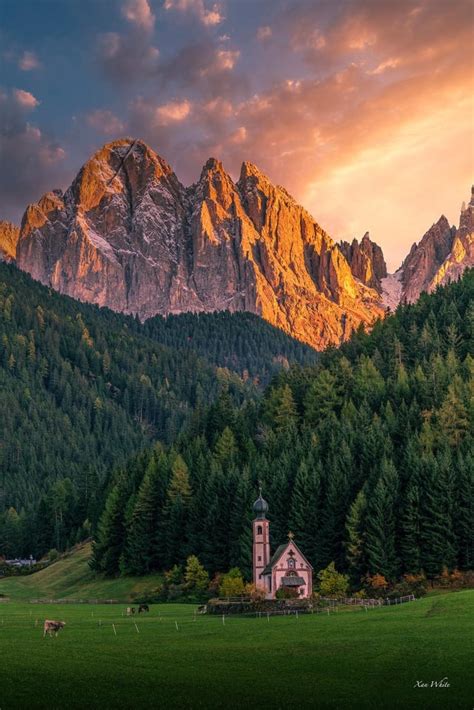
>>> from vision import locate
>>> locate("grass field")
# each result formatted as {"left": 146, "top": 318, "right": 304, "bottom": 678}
{"left": 0, "top": 543, "right": 163, "bottom": 602}
{"left": 0, "top": 591, "right": 472, "bottom": 709}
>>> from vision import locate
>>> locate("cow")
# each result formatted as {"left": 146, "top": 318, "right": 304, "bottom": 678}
{"left": 138, "top": 603, "right": 149, "bottom": 614}
{"left": 126, "top": 607, "right": 136, "bottom": 616}
{"left": 43, "top": 620, "right": 66, "bottom": 638}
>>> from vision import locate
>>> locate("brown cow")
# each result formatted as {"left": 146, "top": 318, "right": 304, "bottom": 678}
{"left": 43, "top": 620, "right": 66, "bottom": 638}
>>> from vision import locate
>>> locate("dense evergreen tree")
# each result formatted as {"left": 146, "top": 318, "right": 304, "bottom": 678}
{"left": 0, "top": 263, "right": 313, "bottom": 557}
{"left": 2, "top": 263, "right": 473, "bottom": 582}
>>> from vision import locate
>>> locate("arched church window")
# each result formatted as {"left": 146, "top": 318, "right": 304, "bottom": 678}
{"left": 288, "top": 558, "right": 295, "bottom": 568}
{"left": 257, "top": 525, "right": 262, "bottom": 535}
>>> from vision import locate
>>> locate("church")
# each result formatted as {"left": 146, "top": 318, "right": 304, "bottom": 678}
{"left": 252, "top": 491, "right": 313, "bottom": 599}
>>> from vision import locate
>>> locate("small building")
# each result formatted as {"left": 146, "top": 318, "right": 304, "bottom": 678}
{"left": 4, "top": 556, "right": 36, "bottom": 568}
{"left": 252, "top": 492, "right": 313, "bottom": 599}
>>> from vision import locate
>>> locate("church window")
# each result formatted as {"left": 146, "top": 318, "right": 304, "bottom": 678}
{"left": 258, "top": 556, "right": 262, "bottom": 561}
{"left": 288, "top": 558, "right": 295, "bottom": 568}
{"left": 257, "top": 525, "right": 262, "bottom": 535}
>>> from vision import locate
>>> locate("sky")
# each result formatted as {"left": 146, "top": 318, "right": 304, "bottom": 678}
{"left": 0, "top": 0, "right": 473, "bottom": 271}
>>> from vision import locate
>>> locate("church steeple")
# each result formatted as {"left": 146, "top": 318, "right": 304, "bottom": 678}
{"left": 252, "top": 489, "right": 270, "bottom": 592}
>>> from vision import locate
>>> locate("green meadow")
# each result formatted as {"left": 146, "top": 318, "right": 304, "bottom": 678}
{"left": 0, "top": 544, "right": 163, "bottom": 602}
{"left": 0, "top": 590, "right": 472, "bottom": 709}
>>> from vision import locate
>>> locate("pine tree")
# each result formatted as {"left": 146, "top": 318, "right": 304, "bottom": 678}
{"left": 365, "top": 459, "right": 399, "bottom": 580}
{"left": 288, "top": 459, "right": 322, "bottom": 569}
{"left": 163, "top": 454, "right": 192, "bottom": 568}
{"left": 272, "top": 385, "right": 298, "bottom": 433}
{"left": 304, "top": 370, "right": 342, "bottom": 424}
{"left": 121, "top": 448, "right": 170, "bottom": 575}
{"left": 454, "top": 452, "right": 474, "bottom": 569}
{"left": 400, "top": 477, "right": 422, "bottom": 573}
{"left": 90, "top": 476, "right": 130, "bottom": 575}
{"left": 419, "top": 453, "right": 456, "bottom": 578}
{"left": 437, "top": 378, "right": 469, "bottom": 446}
{"left": 345, "top": 489, "right": 367, "bottom": 583}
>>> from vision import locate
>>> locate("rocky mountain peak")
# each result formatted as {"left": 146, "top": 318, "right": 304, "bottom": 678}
{"left": 0, "top": 221, "right": 20, "bottom": 262}
{"left": 397, "top": 193, "right": 473, "bottom": 304}
{"left": 399, "top": 215, "right": 455, "bottom": 303}
{"left": 339, "top": 232, "right": 387, "bottom": 291}
{"left": 14, "top": 139, "right": 387, "bottom": 350}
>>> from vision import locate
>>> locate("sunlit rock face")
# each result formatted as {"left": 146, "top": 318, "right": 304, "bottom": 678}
{"left": 16, "top": 138, "right": 386, "bottom": 349}
{"left": 0, "top": 221, "right": 20, "bottom": 262}
{"left": 398, "top": 188, "right": 473, "bottom": 303}
{"left": 339, "top": 233, "right": 387, "bottom": 292}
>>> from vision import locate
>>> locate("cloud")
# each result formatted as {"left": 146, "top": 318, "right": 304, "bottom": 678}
{"left": 98, "top": 30, "right": 159, "bottom": 82}
{"left": 257, "top": 26, "right": 272, "bottom": 41}
{"left": 13, "top": 89, "right": 39, "bottom": 109}
{"left": 367, "top": 58, "right": 401, "bottom": 75}
{"left": 151, "top": 41, "right": 245, "bottom": 101}
{"left": 121, "top": 0, "right": 155, "bottom": 31}
{"left": 164, "top": 0, "right": 224, "bottom": 26}
{"left": 97, "top": 0, "right": 159, "bottom": 83}
{"left": 86, "top": 109, "right": 126, "bottom": 135}
{"left": 155, "top": 99, "right": 192, "bottom": 124}
{"left": 0, "top": 89, "right": 66, "bottom": 222}
{"left": 18, "top": 51, "right": 41, "bottom": 71}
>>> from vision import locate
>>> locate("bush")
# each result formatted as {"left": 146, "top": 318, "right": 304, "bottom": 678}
{"left": 317, "top": 562, "right": 349, "bottom": 598}
{"left": 363, "top": 573, "right": 389, "bottom": 598}
{"left": 184, "top": 555, "right": 209, "bottom": 599}
{"left": 434, "top": 568, "right": 474, "bottom": 589}
{"left": 219, "top": 568, "right": 246, "bottom": 597}
{"left": 244, "top": 583, "right": 266, "bottom": 601}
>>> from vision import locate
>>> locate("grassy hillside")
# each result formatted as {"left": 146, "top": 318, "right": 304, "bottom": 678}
{"left": 0, "top": 592, "right": 472, "bottom": 709}
{"left": 0, "top": 543, "right": 162, "bottom": 602}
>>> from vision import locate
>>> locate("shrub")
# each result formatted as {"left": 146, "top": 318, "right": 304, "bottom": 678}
{"left": 363, "top": 573, "right": 389, "bottom": 597}
{"left": 219, "top": 568, "right": 245, "bottom": 597}
{"left": 317, "top": 562, "right": 349, "bottom": 598}
{"left": 244, "top": 583, "right": 266, "bottom": 601}
{"left": 434, "top": 568, "right": 474, "bottom": 589}
{"left": 276, "top": 586, "right": 299, "bottom": 599}
{"left": 184, "top": 555, "right": 209, "bottom": 598}
{"left": 165, "top": 564, "right": 183, "bottom": 586}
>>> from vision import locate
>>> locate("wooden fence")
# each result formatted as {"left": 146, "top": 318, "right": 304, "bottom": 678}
{"left": 320, "top": 594, "right": 415, "bottom": 607}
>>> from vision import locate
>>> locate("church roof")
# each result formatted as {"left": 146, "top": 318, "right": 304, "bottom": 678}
{"left": 261, "top": 544, "right": 287, "bottom": 575}
{"left": 261, "top": 539, "right": 313, "bottom": 576}
{"left": 281, "top": 576, "right": 306, "bottom": 587}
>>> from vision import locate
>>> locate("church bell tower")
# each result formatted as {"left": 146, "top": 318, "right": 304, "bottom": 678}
{"left": 252, "top": 490, "right": 270, "bottom": 590}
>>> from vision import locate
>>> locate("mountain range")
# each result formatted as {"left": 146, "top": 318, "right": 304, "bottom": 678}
{"left": 1, "top": 138, "right": 472, "bottom": 349}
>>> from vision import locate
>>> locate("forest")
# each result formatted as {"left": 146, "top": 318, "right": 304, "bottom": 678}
{"left": 0, "top": 263, "right": 314, "bottom": 555}
{"left": 90, "top": 270, "right": 473, "bottom": 584}
{"left": 1, "top": 264, "right": 472, "bottom": 586}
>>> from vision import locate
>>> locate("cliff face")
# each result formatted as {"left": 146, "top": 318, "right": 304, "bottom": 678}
{"left": 0, "top": 221, "right": 20, "bottom": 262}
{"left": 399, "top": 215, "right": 456, "bottom": 303}
{"left": 398, "top": 188, "right": 473, "bottom": 303}
{"left": 340, "top": 233, "right": 387, "bottom": 291}
{"left": 16, "top": 139, "right": 384, "bottom": 350}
